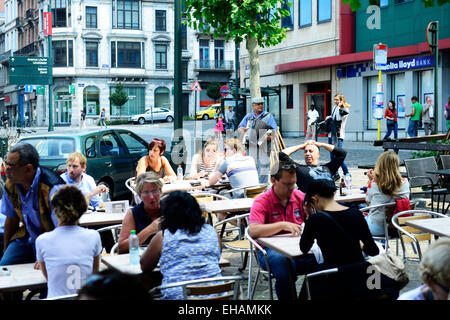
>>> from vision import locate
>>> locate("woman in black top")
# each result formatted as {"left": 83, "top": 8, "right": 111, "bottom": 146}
{"left": 300, "top": 179, "right": 379, "bottom": 268}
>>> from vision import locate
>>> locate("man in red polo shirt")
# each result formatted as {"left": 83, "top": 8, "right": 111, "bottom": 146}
{"left": 249, "top": 162, "right": 319, "bottom": 300}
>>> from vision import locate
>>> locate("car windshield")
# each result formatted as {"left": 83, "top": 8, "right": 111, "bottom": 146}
{"left": 21, "top": 138, "right": 76, "bottom": 159}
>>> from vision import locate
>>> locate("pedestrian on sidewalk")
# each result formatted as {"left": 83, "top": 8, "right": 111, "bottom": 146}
{"left": 80, "top": 110, "right": 86, "bottom": 130}
{"left": 305, "top": 104, "right": 319, "bottom": 140}
{"left": 406, "top": 96, "right": 422, "bottom": 137}
{"left": 422, "top": 96, "right": 435, "bottom": 136}
{"left": 444, "top": 96, "right": 450, "bottom": 131}
{"left": 383, "top": 100, "right": 398, "bottom": 140}
{"left": 99, "top": 108, "right": 107, "bottom": 129}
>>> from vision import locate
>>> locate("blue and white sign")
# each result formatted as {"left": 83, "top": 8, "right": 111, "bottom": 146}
{"left": 24, "top": 85, "right": 33, "bottom": 93}
{"left": 384, "top": 56, "right": 435, "bottom": 72}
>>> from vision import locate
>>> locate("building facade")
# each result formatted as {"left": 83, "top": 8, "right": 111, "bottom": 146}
{"left": 249, "top": 0, "right": 450, "bottom": 139}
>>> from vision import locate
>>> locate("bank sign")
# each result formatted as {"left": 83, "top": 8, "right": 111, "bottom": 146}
{"left": 383, "top": 55, "right": 435, "bottom": 71}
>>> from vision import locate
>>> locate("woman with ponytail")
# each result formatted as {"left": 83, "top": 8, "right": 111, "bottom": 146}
{"left": 35, "top": 185, "right": 102, "bottom": 299}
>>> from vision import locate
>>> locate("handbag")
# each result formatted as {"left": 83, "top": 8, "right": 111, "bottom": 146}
{"left": 386, "top": 119, "right": 395, "bottom": 126}
{"left": 320, "top": 211, "right": 409, "bottom": 289}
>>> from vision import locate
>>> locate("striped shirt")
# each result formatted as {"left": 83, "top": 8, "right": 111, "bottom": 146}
{"left": 218, "top": 154, "right": 259, "bottom": 198}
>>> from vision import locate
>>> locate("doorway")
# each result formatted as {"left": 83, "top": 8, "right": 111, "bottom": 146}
{"left": 304, "top": 93, "right": 327, "bottom": 137}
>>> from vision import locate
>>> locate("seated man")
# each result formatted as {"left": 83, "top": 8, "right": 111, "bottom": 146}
{"left": 248, "top": 162, "right": 318, "bottom": 300}
{"left": 60, "top": 152, "right": 108, "bottom": 210}
{"left": 279, "top": 140, "right": 347, "bottom": 193}
{"left": 1, "top": 143, "right": 65, "bottom": 266}
{"left": 209, "top": 138, "right": 259, "bottom": 221}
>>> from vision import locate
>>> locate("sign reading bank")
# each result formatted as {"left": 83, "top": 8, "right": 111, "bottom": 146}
{"left": 384, "top": 56, "right": 435, "bottom": 72}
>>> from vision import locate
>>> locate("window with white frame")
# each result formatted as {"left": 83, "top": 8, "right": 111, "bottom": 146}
{"left": 86, "top": 6, "right": 97, "bottom": 28}
{"left": 155, "top": 10, "right": 166, "bottom": 31}
{"left": 281, "top": 0, "right": 294, "bottom": 30}
{"left": 155, "top": 44, "right": 167, "bottom": 69}
{"left": 112, "top": 0, "right": 140, "bottom": 30}
{"left": 51, "top": 0, "right": 71, "bottom": 27}
{"left": 53, "top": 39, "right": 73, "bottom": 67}
{"left": 110, "top": 41, "right": 143, "bottom": 68}
{"left": 86, "top": 41, "right": 98, "bottom": 67}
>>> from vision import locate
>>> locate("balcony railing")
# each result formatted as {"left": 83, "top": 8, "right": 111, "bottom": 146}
{"left": 0, "top": 50, "right": 12, "bottom": 64}
{"left": 26, "top": 9, "right": 34, "bottom": 20}
{"left": 194, "top": 59, "right": 234, "bottom": 71}
{"left": 14, "top": 42, "right": 37, "bottom": 56}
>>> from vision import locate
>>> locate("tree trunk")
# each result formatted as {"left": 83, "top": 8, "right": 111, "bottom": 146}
{"left": 246, "top": 35, "right": 261, "bottom": 99}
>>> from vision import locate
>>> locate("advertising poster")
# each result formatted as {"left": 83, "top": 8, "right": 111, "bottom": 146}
{"left": 397, "top": 95, "right": 406, "bottom": 118}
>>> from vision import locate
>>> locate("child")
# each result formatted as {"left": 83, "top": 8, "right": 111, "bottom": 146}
{"left": 36, "top": 185, "right": 102, "bottom": 299}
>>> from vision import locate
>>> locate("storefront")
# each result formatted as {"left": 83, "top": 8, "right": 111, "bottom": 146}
{"left": 338, "top": 54, "right": 443, "bottom": 140}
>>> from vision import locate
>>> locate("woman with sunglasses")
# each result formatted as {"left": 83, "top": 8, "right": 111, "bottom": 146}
{"left": 189, "top": 138, "right": 222, "bottom": 179}
{"left": 136, "top": 138, "right": 176, "bottom": 181}
{"left": 117, "top": 172, "right": 163, "bottom": 253}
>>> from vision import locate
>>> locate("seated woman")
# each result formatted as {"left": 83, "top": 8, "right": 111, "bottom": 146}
{"left": 35, "top": 185, "right": 102, "bottom": 299}
{"left": 189, "top": 138, "right": 221, "bottom": 179}
{"left": 365, "top": 151, "right": 410, "bottom": 236}
{"left": 118, "top": 172, "right": 162, "bottom": 253}
{"left": 136, "top": 138, "right": 176, "bottom": 181}
{"left": 140, "top": 191, "right": 222, "bottom": 300}
{"left": 300, "top": 179, "right": 379, "bottom": 269}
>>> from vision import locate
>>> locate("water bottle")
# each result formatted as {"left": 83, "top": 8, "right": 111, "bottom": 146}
{"left": 177, "top": 165, "right": 183, "bottom": 181}
{"left": 129, "top": 230, "right": 140, "bottom": 265}
{"left": 344, "top": 173, "right": 352, "bottom": 195}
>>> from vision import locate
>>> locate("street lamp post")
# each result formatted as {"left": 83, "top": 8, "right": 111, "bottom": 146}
{"left": 47, "top": 4, "right": 54, "bottom": 132}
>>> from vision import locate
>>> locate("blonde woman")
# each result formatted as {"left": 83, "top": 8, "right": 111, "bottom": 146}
{"left": 365, "top": 151, "right": 410, "bottom": 235}
{"left": 35, "top": 185, "right": 102, "bottom": 299}
{"left": 189, "top": 138, "right": 222, "bottom": 179}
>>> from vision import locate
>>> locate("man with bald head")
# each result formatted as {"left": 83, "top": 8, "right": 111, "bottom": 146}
{"left": 279, "top": 140, "right": 346, "bottom": 193}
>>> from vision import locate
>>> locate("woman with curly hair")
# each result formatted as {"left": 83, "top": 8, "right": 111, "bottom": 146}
{"left": 35, "top": 185, "right": 102, "bottom": 299}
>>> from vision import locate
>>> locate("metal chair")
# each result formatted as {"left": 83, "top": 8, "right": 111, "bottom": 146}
{"left": 44, "top": 294, "right": 78, "bottom": 300}
{"left": 222, "top": 184, "right": 268, "bottom": 199}
{"left": 96, "top": 224, "right": 122, "bottom": 254}
{"left": 245, "top": 226, "right": 274, "bottom": 300}
{"left": 125, "top": 177, "right": 141, "bottom": 205}
{"left": 301, "top": 261, "right": 401, "bottom": 300}
{"left": 360, "top": 202, "right": 396, "bottom": 252}
{"left": 391, "top": 209, "right": 449, "bottom": 262}
{"left": 214, "top": 213, "right": 250, "bottom": 272}
{"left": 404, "top": 157, "right": 448, "bottom": 213}
{"left": 192, "top": 192, "right": 229, "bottom": 225}
{"left": 440, "top": 154, "right": 450, "bottom": 169}
{"left": 149, "top": 275, "right": 245, "bottom": 300}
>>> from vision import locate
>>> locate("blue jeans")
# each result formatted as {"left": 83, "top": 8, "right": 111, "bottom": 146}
{"left": 257, "top": 248, "right": 318, "bottom": 300}
{"left": 365, "top": 215, "right": 385, "bottom": 236}
{"left": 0, "top": 240, "right": 36, "bottom": 266}
{"left": 328, "top": 138, "right": 349, "bottom": 175}
{"left": 407, "top": 120, "right": 418, "bottom": 137}
{"left": 383, "top": 122, "right": 398, "bottom": 140}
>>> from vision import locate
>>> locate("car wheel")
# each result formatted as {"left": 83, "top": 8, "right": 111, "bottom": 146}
{"left": 98, "top": 181, "right": 113, "bottom": 201}
{"left": 202, "top": 114, "right": 209, "bottom": 120}
{"left": 138, "top": 117, "right": 145, "bottom": 125}
{"left": 166, "top": 115, "right": 174, "bottom": 122}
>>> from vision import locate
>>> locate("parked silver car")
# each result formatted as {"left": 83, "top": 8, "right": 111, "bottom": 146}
{"left": 128, "top": 108, "right": 174, "bottom": 125}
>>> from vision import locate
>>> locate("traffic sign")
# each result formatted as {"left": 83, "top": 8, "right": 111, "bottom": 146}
{"left": 220, "top": 85, "right": 230, "bottom": 97}
{"left": 8, "top": 56, "right": 52, "bottom": 85}
{"left": 9, "top": 66, "right": 50, "bottom": 76}
{"left": 37, "top": 86, "right": 45, "bottom": 95}
{"left": 24, "top": 85, "right": 33, "bottom": 93}
{"left": 373, "top": 44, "right": 388, "bottom": 70}
{"left": 69, "top": 85, "right": 76, "bottom": 94}
{"left": 191, "top": 80, "right": 202, "bottom": 91}
{"left": 9, "top": 56, "right": 49, "bottom": 66}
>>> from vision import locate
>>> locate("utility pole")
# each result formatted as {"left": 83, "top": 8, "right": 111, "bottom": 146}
{"left": 427, "top": 22, "right": 439, "bottom": 134}
{"left": 47, "top": 4, "right": 54, "bottom": 131}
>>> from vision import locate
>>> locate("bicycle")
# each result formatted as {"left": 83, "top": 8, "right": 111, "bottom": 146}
{"left": 7, "top": 128, "right": 37, "bottom": 149}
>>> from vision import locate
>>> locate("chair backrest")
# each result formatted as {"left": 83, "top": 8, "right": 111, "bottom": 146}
{"left": 96, "top": 224, "right": 122, "bottom": 247}
{"left": 404, "top": 157, "right": 439, "bottom": 187}
{"left": 150, "top": 276, "right": 244, "bottom": 300}
{"left": 44, "top": 294, "right": 78, "bottom": 300}
{"left": 244, "top": 185, "right": 267, "bottom": 199}
{"left": 440, "top": 154, "right": 450, "bottom": 169}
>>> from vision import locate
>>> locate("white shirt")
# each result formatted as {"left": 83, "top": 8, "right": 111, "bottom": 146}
{"left": 397, "top": 285, "right": 427, "bottom": 300}
{"left": 307, "top": 109, "right": 320, "bottom": 126}
{"left": 61, "top": 172, "right": 103, "bottom": 209}
{"left": 36, "top": 226, "right": 102, "bottom": 299}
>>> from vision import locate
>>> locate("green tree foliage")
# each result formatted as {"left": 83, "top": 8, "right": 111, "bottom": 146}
{"left": 184, "top": 0, "right": 291, "bottom": 98}
{"left": 109, "top": 83, "right": 129, "bottom": 119}
{"left": 206, "top": 81, "right": 222, "bottom": 102}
